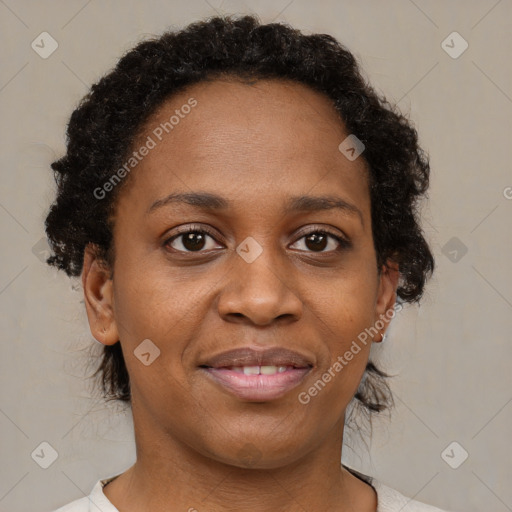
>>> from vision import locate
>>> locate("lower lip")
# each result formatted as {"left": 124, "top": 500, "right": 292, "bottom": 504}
{"left": 201, "top": 367, "right": 311, "bottom": 401}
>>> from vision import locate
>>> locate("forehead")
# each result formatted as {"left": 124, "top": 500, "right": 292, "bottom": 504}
{"left": 120, "top": 77, "right": 370, "bottom": 219}
{"left": 140, "top": 77, "right": 350, "bottom": 162}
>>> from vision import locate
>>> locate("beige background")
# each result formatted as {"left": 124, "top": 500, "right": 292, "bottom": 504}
{"left": 1, "top": 1, "right": 511, "bottom": 511}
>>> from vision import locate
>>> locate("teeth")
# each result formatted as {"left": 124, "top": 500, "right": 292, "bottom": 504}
{"left": 261, "top": 365, "right": 278, "bottom": 375}
{"left": 228, "top": 365, "right": 292, "bottom": 374}
{"left": 243, "top": 366, "right": 260, "bottom": 375}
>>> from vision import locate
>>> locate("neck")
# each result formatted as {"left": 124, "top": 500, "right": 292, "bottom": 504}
{"left": 104, "top": 404, "right": 377, "bottom": 512}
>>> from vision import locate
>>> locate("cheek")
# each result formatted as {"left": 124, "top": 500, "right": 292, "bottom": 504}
{"left": 304, "top": 265, "right": 377, "bottom": 391}
{"left": 111, "top": 263, "right": 191, "bottom": 371}
{"left": 111, "top": 254, "right": 219, "bottom": 395}
{"left": 113, "top": 248, "right": 198, "bottom": 336}
{"left": 309, "top": 263, "right": 378, "bottom": 341}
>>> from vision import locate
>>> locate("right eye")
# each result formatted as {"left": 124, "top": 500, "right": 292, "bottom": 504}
{"left": 164, "top": 225, "right": 223, "bottom": 253}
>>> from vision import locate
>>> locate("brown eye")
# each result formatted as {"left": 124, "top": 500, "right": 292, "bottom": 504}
{"left": 165, "top": 226, "right": 222, "bottom": 253}
{"left": 290, "top": 229, "right": 350, "bottom": 253}
{"left": 305, "top": 232, "right": 328, "bottom": 251}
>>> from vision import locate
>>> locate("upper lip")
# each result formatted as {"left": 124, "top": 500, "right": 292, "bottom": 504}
{"left": 199, "top": 346, "right": 314, "bottom": 369}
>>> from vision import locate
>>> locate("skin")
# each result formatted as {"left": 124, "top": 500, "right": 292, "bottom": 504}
{"left": 82, "top": 77, "right": 399, "bottom": 512}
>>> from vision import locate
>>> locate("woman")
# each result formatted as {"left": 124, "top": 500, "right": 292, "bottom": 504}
{"left": 46, "top": 14, "right": 451, "bottom": 512}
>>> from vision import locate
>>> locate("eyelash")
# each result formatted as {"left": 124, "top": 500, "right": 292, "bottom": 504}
{"left": 164, "top": 224, "right": 351, "bottom": 254}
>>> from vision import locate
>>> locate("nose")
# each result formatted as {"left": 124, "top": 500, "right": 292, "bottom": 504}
{"left": 217, "top": 243, "right": 303, "bottom": 326}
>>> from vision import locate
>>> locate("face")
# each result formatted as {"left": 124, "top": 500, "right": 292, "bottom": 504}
{"left": 83, "top": 77, "right": 398, "bottom": 469}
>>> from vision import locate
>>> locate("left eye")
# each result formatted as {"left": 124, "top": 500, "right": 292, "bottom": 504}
{"left": 290, "top": 230, "right": 349, "bottom": 253}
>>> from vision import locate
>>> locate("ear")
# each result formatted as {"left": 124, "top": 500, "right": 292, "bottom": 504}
{"left": 373, "top": 259, "right": 400, "bottom": 343}
{"left": 81, "top": 243, "right": 119, "bottom": 346}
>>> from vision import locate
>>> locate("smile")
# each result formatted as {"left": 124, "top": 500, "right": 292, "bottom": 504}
{"left": 200, "top": 365, "right": 311, "bottom": 401}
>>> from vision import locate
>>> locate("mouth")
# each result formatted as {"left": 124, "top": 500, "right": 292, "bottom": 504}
{"left": 198, "top": 346, "right": 314, "bottom": 402}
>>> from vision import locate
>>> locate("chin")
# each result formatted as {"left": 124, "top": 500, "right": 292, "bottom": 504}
{"left": 203, "top": 438, "right": 312, "bottom": 471}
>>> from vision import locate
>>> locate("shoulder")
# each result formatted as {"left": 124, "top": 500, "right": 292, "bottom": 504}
{"left": 49, "top": 476, "right": 120, "bottom": 512}
{"left": 50, "top": 496, "right": 90, "bottom": 512}
{"left": 373, "top": 479, "right": 453, "bottom": 512}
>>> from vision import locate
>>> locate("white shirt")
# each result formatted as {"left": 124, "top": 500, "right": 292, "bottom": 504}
{"left": 51, "top": 473, "right": 452, "bottom": 512}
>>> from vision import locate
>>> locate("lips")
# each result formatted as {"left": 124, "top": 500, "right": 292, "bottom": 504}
{"left": 198, "top": 346, "right": 314, "bottom": 401}
{"left": 199, "top": 346, "right": 314, "bottom": 369}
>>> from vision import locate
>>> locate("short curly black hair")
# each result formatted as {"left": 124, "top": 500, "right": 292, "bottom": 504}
{"left": 45, "top": 14, "right": 434, "bottom": 416}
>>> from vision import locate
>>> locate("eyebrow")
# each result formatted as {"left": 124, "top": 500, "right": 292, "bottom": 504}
{"left": 147, "top": 191, "right": 364, "bottom": 227}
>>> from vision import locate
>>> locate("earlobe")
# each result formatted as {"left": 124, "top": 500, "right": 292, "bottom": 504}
{"left": 81, "top": 243, "right": 119, "bottom": 346}
{"left": 373, "top": 260, "right": 400, "bottom": 342}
